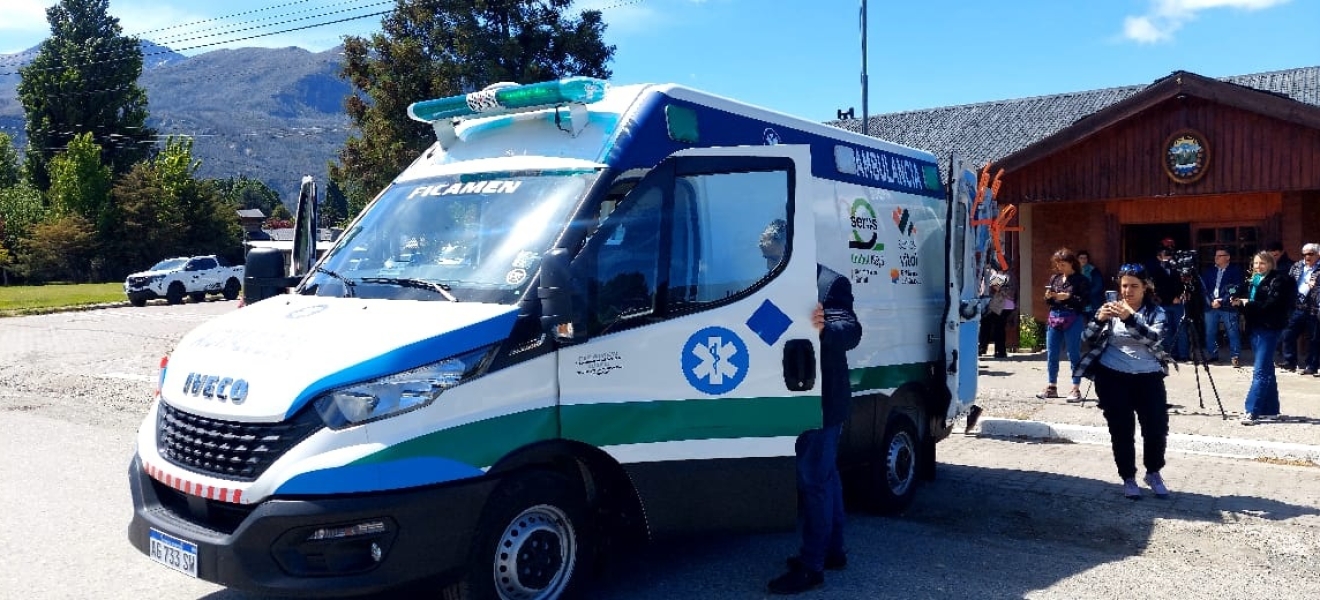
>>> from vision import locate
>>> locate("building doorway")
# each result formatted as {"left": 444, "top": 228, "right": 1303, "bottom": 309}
{"left": 1121, "top": 223, "right": 1191, "bottom": 265}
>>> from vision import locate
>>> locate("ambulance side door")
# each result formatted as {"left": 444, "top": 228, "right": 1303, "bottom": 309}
{"left": 557, "top": 145, "right": 821, "bottom": 536}
{"left": 943, "top": 156, "right": 981, "bottom": 421}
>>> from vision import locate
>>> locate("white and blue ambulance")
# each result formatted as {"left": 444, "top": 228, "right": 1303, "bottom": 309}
{"left": 128, "top": 77, "right": 987, "bottom": 599}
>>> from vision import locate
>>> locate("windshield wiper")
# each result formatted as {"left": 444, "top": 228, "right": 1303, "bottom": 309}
{"left": 359, "top": 277, "right": 459, "bottom": 302}
{"left": 312, "top": 266, "right": 357, "bottom": 297}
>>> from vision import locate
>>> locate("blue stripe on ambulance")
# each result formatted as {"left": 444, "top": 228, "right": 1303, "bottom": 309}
{"left": 273, "top": 456, "right": 486, "bottom": 495}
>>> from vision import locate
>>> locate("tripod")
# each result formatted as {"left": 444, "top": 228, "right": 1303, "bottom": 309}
{"left": 1177, "top": 283, "right": 1229, "bottom": 420}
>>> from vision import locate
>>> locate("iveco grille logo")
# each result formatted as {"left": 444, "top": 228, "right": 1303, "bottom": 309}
{"left": 183, "top": 373, "right": 249, "bottom": 404}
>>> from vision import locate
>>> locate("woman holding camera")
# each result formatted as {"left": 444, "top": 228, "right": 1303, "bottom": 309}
{"left": 1038, "top": 248, "right": 1090, "bottom": 401}
{"left": 1232, "top": 251, "right": 1295, "bottom": 424}
{"left": 1078, "top": 263, "right": 1175, "bottom": 499}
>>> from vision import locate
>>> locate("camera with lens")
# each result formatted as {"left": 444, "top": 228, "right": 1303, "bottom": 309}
{"left": 1172, "top": 249, "right": 1198, "bottom": 277}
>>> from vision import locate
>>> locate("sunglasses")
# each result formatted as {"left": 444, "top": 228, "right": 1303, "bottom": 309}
{"left": 1116, "top": 263, "right": 1147, "bottom": 277}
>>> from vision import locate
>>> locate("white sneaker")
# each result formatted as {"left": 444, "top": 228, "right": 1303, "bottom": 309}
{"left": 1258, "top": 414, "right": 1278, "bottom": 422}
{"left": 1144, "top": 472, "right": 1170, "bottom": 499}
{"left": 1122, "top": 478, "right": 1142, "bottom": 500}
{"left": 1240, "top": 414, "right": 1257, "bottom": 425}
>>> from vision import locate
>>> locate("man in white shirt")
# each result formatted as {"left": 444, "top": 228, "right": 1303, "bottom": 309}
{"left": 1280, "top": 243, "right": 1320, "bottom": 373}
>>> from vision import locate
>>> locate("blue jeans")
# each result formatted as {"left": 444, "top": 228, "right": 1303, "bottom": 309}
{"left": 1045, "top": 315, "right": 1085, "bottom": 385}
{"left": 1203, "top": 308, "right": 1241, "bottom": 359}
{"left": 796, "top": 425, "right": 844, "bottom": 572}
{"left": 1245, "top": 328, "right": 1282, "bottom": 417}
{"left": 1279, "top": 309, "right": 1319, "bottom": 370}
{"left": 1162, "top": 304, "right": 1188, "bottom": 360}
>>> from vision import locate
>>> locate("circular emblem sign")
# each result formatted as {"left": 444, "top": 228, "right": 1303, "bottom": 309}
{"left": 1163, "top": 129, "right": 1210, "bottom": 184}
{"left": 681, "top": 326, "right": 749, "bottom": 395}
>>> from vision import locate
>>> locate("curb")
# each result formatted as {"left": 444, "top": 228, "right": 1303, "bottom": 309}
{"left": 976, "top": 418, "right": 1320, "bottom": 465}
{"left": 0, "top": 301, "right": 131, "bottom": 318}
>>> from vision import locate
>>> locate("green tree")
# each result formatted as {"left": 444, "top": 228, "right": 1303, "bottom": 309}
{"left": 102, "top": 137, "right": 242, "bottom": 278}
{"left": 18, "top": 0, "right": 155, "bottom": 192}
{"left": 0, "top": 183, "right": 47, "bottom": 283}
{"left": 331, "top": 0, "right": 614, "bottom": 216}
{"left": 322, "top": 178, "right": 349, "bottom": 227}
{"left": 47, "top": 133, "right": 113, "bottom": 226}
{"left": 0, "top": 132, "right": 20, "bottom": 188}
{"left": 215, "top": 176, "right": 285, "bottom": 218}
{"left": 19, "top": 214, "right": 98, "bottom": 282}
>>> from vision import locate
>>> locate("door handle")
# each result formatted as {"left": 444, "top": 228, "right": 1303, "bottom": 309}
{"left": 782, "top": 338, "right": 816, "bottom": 391}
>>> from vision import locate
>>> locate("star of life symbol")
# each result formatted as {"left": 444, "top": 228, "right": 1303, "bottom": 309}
{"left": 682, "top": 326, "right": 749, "bottom": 395}
{"left": 692, "top": 336, "right": 740, "bottom": 385}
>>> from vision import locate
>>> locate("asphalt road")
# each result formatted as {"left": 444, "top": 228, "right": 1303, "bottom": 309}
{"left": 2, "top": 301, "right": 1317, "bottom": 600}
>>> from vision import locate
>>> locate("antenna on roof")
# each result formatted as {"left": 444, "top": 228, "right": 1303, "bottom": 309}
{"left": 860, "top": 0, "right": 869, "bottom": 136}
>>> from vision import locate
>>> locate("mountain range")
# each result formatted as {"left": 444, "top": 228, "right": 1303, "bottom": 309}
{"left": 0, "top": 40, "right": 353, "bottom": 208}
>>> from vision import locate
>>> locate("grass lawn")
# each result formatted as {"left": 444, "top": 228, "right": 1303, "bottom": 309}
{"left": 0, "top": 283, "right": 125, "bottom": 314}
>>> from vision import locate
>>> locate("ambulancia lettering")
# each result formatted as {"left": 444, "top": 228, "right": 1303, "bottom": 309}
{"left": 183, "top": 372, "right": 249, "bottom": 404}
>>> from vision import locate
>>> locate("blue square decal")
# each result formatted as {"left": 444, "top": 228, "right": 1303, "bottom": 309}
{"left": 746, "top": 299, "right": 793, "bottom": 346}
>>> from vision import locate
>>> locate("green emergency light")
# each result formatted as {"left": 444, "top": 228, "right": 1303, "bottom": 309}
{"left": 407, "top": 77, "right": 608, "bottom": 124}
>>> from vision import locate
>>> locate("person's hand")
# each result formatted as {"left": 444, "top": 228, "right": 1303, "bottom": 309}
{"left": 811, "top": 303, "right": 825, "bottom": 331}
{"left": 1212, "top": 299, "right": 1221, "bottom": 309}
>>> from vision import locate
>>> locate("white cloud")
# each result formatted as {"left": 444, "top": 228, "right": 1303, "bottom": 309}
{"left": 0, "top": 0, "right": 51, "bottom": 33}
{"left": 1122, "top": 0, "right": 1291, "bottom": 44}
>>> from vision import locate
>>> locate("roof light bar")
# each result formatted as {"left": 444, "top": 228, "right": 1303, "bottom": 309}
{"left": 407, "top": 77, "right": 608, "bottom": 124}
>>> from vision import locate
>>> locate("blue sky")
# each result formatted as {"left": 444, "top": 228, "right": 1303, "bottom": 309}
{"left": 2, "top": 0, "right": 1317, "bottom": 120}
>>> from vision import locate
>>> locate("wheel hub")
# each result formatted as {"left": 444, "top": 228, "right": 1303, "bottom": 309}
{"left": 494, "top": 505, "right": 575, "bottom": 600}
{"left": 887, "top": 432, "right": 915, "bottom": 495}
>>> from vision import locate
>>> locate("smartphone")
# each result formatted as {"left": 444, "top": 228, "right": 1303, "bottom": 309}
{"left": 1105, "top": 290, "right": 1119, "bottom": 303}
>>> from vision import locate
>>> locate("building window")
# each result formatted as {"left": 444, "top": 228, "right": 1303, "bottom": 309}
{"left": 1194, "top": 225, "right": 1259, "bottom": 272}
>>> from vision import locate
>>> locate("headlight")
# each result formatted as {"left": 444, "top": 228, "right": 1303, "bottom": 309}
{"left": 313, "top": 345, "right": 495, "bottom": 429}
{"left": 148, "top": 274, "right": 165, "bottom": 283}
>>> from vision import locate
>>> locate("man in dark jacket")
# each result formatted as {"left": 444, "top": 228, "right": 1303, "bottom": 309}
{"left": 761, "top": 222, "right": 863, "bottom": 595}
{"left": 1202, "top": 248, "right": 1245, "bottom": 366}
{"left": 1146, "top": 247, "right": 1188, "bottom": 360}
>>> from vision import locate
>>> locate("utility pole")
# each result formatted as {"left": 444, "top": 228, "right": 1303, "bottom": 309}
{"left": 860, "top": 0, "right": 869, "bottom": 136}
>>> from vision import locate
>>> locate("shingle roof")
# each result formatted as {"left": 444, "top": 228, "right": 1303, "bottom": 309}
{"left": 828, "top": 66, "right": 1320, "bottom": 175}
{"left": 236, "top": 208, "right": 266, "bottom": 219}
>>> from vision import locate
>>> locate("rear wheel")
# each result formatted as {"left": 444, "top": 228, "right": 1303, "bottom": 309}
{"left": 863, "top": 415, "right": 920, "bottom": 514}
{"left": 446, "top": 471, "right": 591, "bottom": 600}
{"left": 222, "top": 278, "right": 241, "bottom": 301}
{"left": 165, "top": 282, "right": 185, "bottom": 305}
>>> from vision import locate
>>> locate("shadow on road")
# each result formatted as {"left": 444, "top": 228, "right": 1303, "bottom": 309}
{"left": 586, "top": 462, "right": 1319, "bottom": 599}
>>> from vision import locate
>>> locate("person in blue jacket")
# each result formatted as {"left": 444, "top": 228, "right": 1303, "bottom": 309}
{"left": 760, "top": 221, "right": 863, "bottom": 595}
{"left": 1201, "top": 247, "right": 1244, "bottom": 366}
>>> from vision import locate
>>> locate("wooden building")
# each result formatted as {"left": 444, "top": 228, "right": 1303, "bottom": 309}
{"left": 835, "top": 66, "right": 1320, "bottom": 338}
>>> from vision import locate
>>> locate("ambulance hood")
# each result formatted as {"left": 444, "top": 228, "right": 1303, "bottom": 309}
{"left": 159, "top": 295, "right": 520, "bottom": 422}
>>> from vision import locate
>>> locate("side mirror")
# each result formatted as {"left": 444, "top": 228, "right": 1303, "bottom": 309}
{"left": 243, "top": 247, "right": 292, "bottom": 304}
{"left": 291, "top": 176, "right": 318, "bottom": 278}
{"left": 538, "top": 248, "right": 579, "bottom": 342}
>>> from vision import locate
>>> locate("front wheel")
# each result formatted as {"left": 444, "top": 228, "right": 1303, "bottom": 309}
{"left": 222, "top": 277, "right": 241, "bottom": 301}
{"left": 447, "top": 471, "right": 591, "bottom": 600}
{"left": 165, "top": 282, "right": 185, "bottom": 305}
{"left": 863, "top": 415, "right": 920, "bottom": 514}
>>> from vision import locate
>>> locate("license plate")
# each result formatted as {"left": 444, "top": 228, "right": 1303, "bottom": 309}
{"left": 148, "top": 528, "right": 198, "bottom": 578}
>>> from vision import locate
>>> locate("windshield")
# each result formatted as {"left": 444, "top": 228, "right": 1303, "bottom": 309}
{"left": 150, "top": 258, "right": 187, "bottom": 272}
{"left": 304, "top": 169, "right": 598, "bottom": 303}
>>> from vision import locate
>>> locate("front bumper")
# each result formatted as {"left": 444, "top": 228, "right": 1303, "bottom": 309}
{"left": 127, "top": 455, "right": 497, "bottom": 597}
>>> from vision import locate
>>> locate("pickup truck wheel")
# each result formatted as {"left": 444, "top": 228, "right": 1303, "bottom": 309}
{"left": 446, "top": 471, "right": 591, "bottom": 600}
{"left": 222, "top": 278, "right": 241, "bottom": 301}
{"left": 188, "top": 292, "right": 206, "bottom": 303}
{"left": 165, "top": 282, "right": 185, "bottom": 305}
{"left": 862, "top": 415, "right": 920, "bottom": 515}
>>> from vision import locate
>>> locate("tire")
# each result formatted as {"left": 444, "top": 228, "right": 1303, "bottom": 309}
{"left": 166, "top": 282, "right": 185, "bottom": 305}
{"left": 222, "top": 278, "right": 241, "bottom": 301}
{"left": 447, "top": 471, "right": 591, "bottom": 600}
{"left": 188, "top": 292, "right": 206, "bottom": 303}
{"left": 863, "top": 415, "right": 921, "bottom": 514}
{"left": 129, "top": 296, "right": 147, "bottom": 307}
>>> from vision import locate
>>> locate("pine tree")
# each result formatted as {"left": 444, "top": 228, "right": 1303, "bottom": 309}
{"left": 17, "top": 0, "right": 156, "bottom": 192}
{"left": 330, "top": 0, "right": 614, "bottom": 215}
